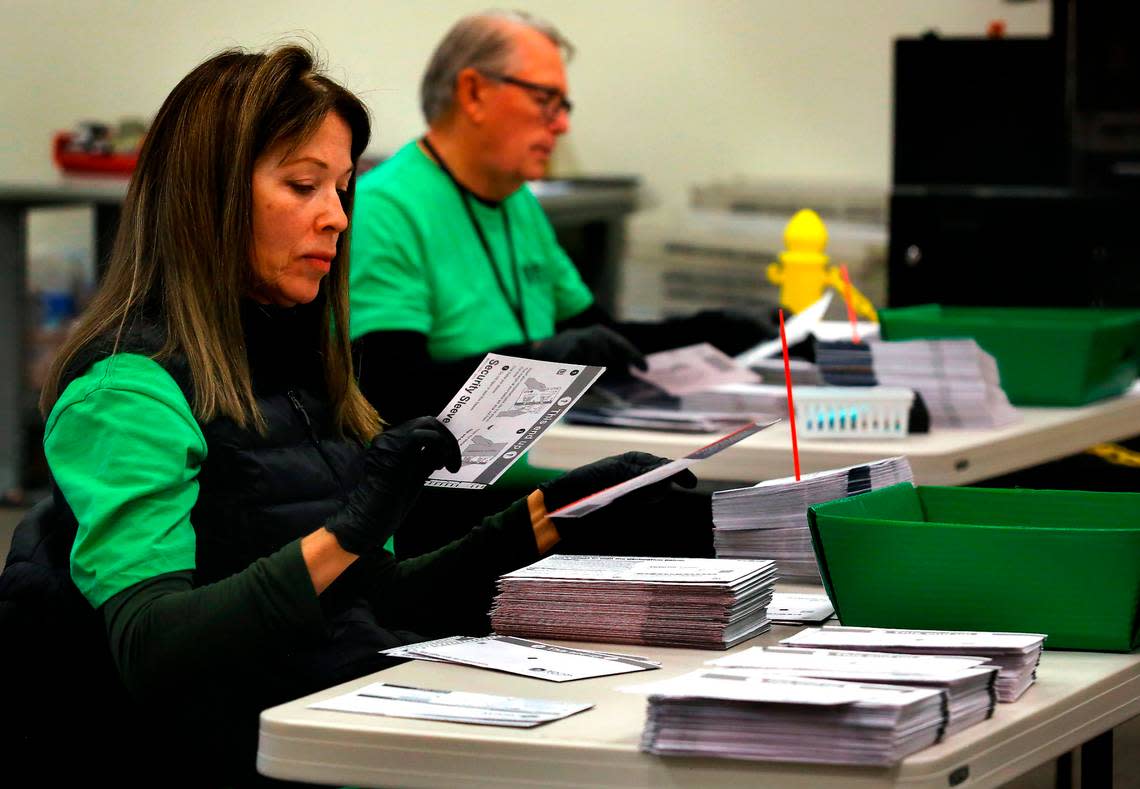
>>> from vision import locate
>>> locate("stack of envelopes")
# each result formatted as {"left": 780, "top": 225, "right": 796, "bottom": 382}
{"left": 490, "top": 555, "right": 777, "bottom": 649}
{"left": 705, "top": 646, "right": 998, "bottom": 736}
{"left": 781, "top": 626, "right": 1046, "bottom": 702}
{"left": 712, "top": 456, "right": 914, "bottom": 582}
{"left": 624, "top": 669, "right": 952, "bottom": 765}
{"left": 816, "top": 339, "right": 1019, "bottom": 428}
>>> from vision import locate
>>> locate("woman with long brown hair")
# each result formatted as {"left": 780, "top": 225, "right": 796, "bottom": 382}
{"left": 2, "top": 44, "right": 694, "bottom": 785}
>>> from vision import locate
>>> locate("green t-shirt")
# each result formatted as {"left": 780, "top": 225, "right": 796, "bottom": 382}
{"left": 44, "top": 353, "right": 205, "bottom": 607}
{"left": 349, "top": 140, "right": 594, "bottom": 356}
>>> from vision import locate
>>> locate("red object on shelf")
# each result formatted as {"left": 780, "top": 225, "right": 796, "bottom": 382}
{"left": 52, "top": 131, "right": 138, "bottom": 175}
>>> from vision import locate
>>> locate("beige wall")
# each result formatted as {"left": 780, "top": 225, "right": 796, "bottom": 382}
{"left": 1, "top": 0, "right": 1049, "bottom": 214}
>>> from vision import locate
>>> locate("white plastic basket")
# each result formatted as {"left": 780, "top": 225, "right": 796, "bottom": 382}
{"left": 794, "top": 386, "right": 915, "bottom": 439}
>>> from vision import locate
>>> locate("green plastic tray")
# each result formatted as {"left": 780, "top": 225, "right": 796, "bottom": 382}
{"left": 807, "top": 483, "right": 1140, "bottom": 651}
{"left": 878, "top": 305, "right": 1140, "bottom": 405}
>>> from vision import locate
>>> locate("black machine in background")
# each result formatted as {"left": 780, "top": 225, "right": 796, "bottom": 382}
{"left": 888, "top": 1, "right": 1140, "bottom": 308}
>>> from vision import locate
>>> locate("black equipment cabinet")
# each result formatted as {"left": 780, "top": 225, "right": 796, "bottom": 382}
{"left": 888, "top": 187, "right": 1140, "bottom": 308}
{"left": 888, "top": 2, "right": 1140, "bottom": 308}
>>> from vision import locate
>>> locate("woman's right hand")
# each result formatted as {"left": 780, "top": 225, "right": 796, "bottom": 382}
{"left": 324, "top": 416, "right": 461, "bottom": 555}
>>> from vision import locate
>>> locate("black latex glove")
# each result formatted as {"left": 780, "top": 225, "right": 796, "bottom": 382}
{"left": 325, "top": 416, "right": 462, "bottom": 555}
{"left": 667, "top": 308, "right": 779, "bottom": 356}
{"left": 532, "top": 325, "right": 648, "bottom": 371}
{"left": 539, "top": 451, "right": 698, "bottom": 515}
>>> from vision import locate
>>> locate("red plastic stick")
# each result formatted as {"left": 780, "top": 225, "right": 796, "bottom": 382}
{"left": 779, "top": 309, "right": 801, "bottom": 481}
{"left": 839, "top": 264, "right": 861, "bottom": 344}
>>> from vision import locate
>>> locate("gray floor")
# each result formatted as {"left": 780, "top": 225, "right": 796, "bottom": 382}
{"left": 0, "top": 506, "right": 1136, "bottom": 787}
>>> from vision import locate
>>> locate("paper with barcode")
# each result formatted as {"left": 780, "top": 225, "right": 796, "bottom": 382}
{"left": 426, "top": 353, "right": 604, "bottom": 490}
{"left": 619, "top": 669, "right": 889, "bottom": 705}
{"left": 783, "top": 625, "right": 1047, "bottom": 651}
{"left": 765, "top": 593, "right": 836, "bottom": 624}
{"left": 706, "top": 646, "right": 993, "bottom": 679}
{"left": 382, "top": 635, "right": 659, "bottom": 682}
{"left": 310, "top": 682, "right": 592, "bottom": 727}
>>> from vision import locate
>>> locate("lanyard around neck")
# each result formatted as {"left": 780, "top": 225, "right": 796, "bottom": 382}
{"left": 420, "top": 137, "right": 529, "bottom": 343}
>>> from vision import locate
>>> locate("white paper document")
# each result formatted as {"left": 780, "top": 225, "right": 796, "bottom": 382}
{"left": 310, "top": 682, "right": 592, "bottom": 727}
{"left": 621, "top": 669, "right": 887, "bottom": 705}
{"left": 706, "top": 646, "right": 991, "bottom": 678}
{"left": 781, "top": 626, "right": 1045, "bottom": 703}
{"left": 630, "top": 342, "right": 760, "bottom": 396}
{"left": 550, "top": 418, "right": 778, "bottom": 517}
{"left": 426, "top": 353, "right": 604, "bottom": 489}
{"left": 811, "top": 320, "right": 880, "bottom": 342}
{"left": 765, "top": 593, "right": 835, "bottom": 624}
{"left": 382, "top": 635, "right": 660, "bottom": 682}
{"left": 783, "top": 626, "right": 1046, "bottom": 652}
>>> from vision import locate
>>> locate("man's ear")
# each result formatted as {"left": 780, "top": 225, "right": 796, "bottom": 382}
{"left": 454, "top": 67, "right": 488, "bottom": 124}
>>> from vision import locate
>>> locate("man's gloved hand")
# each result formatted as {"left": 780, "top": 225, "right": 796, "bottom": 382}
{"left": 532, "top": 325, "right": 647, "bottom": 371}
{"left": 325, "top": 416, "right": 462, "bottom": 555}
{"left": 667, "top": 308, "right": 779, "bottom": 356}
{"left": 538, "top": 451, "right": 697, "bottom": 515}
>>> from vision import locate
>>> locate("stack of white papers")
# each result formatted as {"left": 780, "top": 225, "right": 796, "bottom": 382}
{"left": 310, "top": 682, "right": 592, "bottom": 727}
{"left": 489, "top": 555, "right": 778, "bottom": 649}
{"left": 381, "top": 635, "right": 660, "bottom": 682}
{"left": 706, "top": 646, "right": 998, "bottom": 736}
{"left": 712, "top": 457, "right": 914, "bottom": 582}
{"left": 815, "top": 338, "right": 1021, "bottom": 428}
{"left": 782, "top": 626, "right": 1046, "bottom": 702}
{"left": 623, "top": 669, "right": 950, "bottom": 765}
{"left": 871, "top": 340, "right": 1019, "bottom": 428}
{"left": 866, "top": 337, "right": 1021, "bottom": 428}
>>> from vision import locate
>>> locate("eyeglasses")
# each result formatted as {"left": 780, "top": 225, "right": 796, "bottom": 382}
{"left": 480, "top": 72, "right": 573, "bottom": 122}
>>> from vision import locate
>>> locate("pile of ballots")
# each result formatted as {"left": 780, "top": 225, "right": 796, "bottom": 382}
{"left": 782, "top": 626, "right": 1046, "bottom": 703}
{"left": 489, "top": 555, "right": 777, "bottom": 649}
{"left": 712, "top": 456, "right": 914, "bottom": 582}
{"left": 815, "top": 338, "right": 1019, "bottom": 429}
{"left": 624, "top": 669, "right": 956, "bottom": 766}
{"left": 706, "top": 646, "right": 998, "bottom": 736}
{"left": 622, "top": 625, "right": 1044, "bottom": 766}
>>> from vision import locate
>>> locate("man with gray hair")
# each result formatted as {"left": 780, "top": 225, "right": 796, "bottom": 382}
{"left": 350, "top": 8, "right": 776, "bottom": 444}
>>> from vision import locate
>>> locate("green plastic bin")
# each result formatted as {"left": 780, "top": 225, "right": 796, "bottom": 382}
{"left": 878, "top": 305, "right": 1140, "bottom": 405}
{"left": 807, "top": 483, "right": 1140, "bottom": 651}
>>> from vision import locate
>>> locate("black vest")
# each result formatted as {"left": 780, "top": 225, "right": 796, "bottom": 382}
{"left": 34, "top": 302, "right": 369, "bottom": 587}
{"left": 190, "top": 302, "right": 365, "bottom": 585}
{"left": 0, "top": 302, "right": 408, "bottom": 785}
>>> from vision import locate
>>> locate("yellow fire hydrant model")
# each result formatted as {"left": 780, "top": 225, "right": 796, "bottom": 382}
{"left": 766, "top": 208, "right": 878, "bottom": 320}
